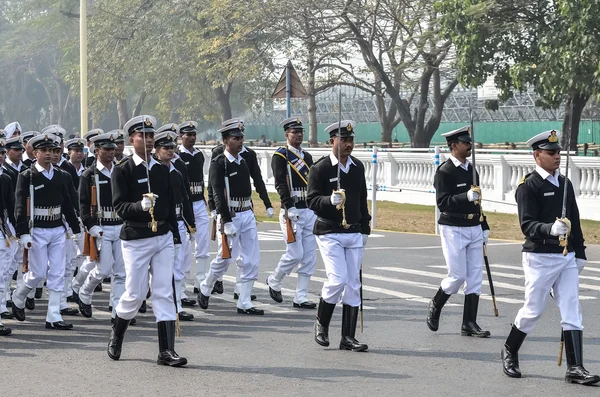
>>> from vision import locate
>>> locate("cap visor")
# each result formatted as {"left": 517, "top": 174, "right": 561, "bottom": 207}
{"left": 536, "top": 142, "right": 562, "bottom": 151}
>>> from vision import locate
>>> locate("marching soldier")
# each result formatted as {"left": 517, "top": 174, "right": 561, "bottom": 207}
{"left": 5, "top": 136, "right": 27, "bottom": 174}
{"left": 21, "top": 131, "right": 37, "bottom": 167}
{"left": 12, "top": 133, "right": 81, "bottom": 329}
{"left": 501, "top": 130, "right": 599, "bottom": 385}
{"left": 66, "top": 137, "right": 86, "bottom": 181}
{"left": 177, "top": 121, "right": 210, "bottom": 303}
{"left": 107, "top": 115, "right": 186, "bottom": 367}
{"left": 198, "top": 121, "right": 264, "bottom": 315}
{"left": 154, "top": 126, "right": 196, "bottom": 321}
{"left": 83, "top": 129, "right": 103, "bottom": 168}
{"left": 426, "top": 126, "right": 491, "bottom": 338}
{"left": 266, "top": 117, "right": 317, "bottom": 309}
{"left": 3, "top": 122, "right": 21, "bottom": 139}
{"left": 76, "top": 132, "right": 128, "bottom": 322}
{"left": 0, "top": 138, "right": 14, "bottom": 334}
{"left": 207, "top": 118, "right": 274, "bottom": 298}
{"left": 307, "top": 120, "right": 370, "bottom": 352}
{"left": 110, "top": 129, "right": 127, "bottom": 163}
{"left": 47, "top": 126, "right": 81, "bottom": 316}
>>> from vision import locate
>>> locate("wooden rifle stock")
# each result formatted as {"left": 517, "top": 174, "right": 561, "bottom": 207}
{"left": 211, "top": 218, "right": 217, "bottom": 241}
{"left": 221, "top": 232, "right": 231, "bottom": 259}
{"left": 89, "top": 234, "right": 99, "bottom": 261}
{"left": 91, "top": 185, "right": 97, "bottom": 206}
{"left": 83, "top": 231, "right": 91, "bottom": 256}
{"left": 285, "top": 216, "right": 296, "bottom": 244}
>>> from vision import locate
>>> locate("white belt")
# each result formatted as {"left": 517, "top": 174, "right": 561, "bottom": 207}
{"left": 190, "top": 183, "right": 203, "bottom": 194}
{"left": 99, "top": 207, "right": 120, "bottom": 220}
{"left": 33, "top": 207, "right": 61, "bottom": 217}
{"left": 229, "top": 199, "right": 252, "bottom": 208}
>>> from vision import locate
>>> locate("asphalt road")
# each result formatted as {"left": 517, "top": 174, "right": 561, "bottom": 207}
{"left": 2, "top": 223, "right": 600, "bottom": 396}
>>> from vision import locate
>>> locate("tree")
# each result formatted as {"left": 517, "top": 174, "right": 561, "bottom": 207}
{"left": 340, "top": 0, "right": 459, "bottom": 146}
{"left": 437, "top": 0, "right": 600, "bottom": 150}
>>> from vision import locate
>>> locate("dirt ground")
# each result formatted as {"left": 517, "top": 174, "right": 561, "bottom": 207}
{"left": 250, "top": 192, "right": 600, "bottom": 244}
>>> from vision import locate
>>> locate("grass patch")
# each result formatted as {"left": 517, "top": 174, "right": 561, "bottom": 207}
{"left": 250, "top": 192, "right": 600, "bottom": 244}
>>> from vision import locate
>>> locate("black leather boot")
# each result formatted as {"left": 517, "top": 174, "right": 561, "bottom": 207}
{"left": 461, "top": 294, "right": 490, "bottom": 337}
{"left": 427, "top": 287, "right": 450, "bottom": 332}
{"left": 564, "top": 330, "right": 600, "bottom": 385}
{"left": 107, "top": 315, "right": 130, "bottom": 360}
{"left": 339, "top": 305, "right": 368, "bottom": 352}
{"left": 157, "top": 321, "right": 187, "bottom": 367}
{"left": 211, "top": 280, "right": 224, "bottom": 295}
{"left": 501, "top": 325, "right": 527, "bottom": 378}
{"left": 314, "top": 298, "right": 336, "bottom": 347}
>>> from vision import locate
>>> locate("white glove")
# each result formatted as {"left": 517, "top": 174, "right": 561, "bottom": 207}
{"left": 550, "top": 219, "right": 569, "bottom": 236}
{"left": 210, "top": 210, "right": 217, "bottom": 218}
{"left": 482, "top": 230, "right": 489, "bottom": 244}
{"left": 330, "top": 191, "right": 344, "bottom": 206}
{"left": 467, "top": 190, "right": 480, "bottom": 202}
{"left": 287, "top": 207, "right": 300, "bottom": 222}
{"left": 21, "top": 234, "right": 32, "bottom": 249}
{"left": 362, "top": 234, "right": 368, "bottom": 246}
{"left": 89, "top": 225, "right": 103, "bottom": 238}
{"left": 576, "top": 258, "right": 586, "bottom": 274}
{"left": 223, "top": 222, "right": 238, "bottom": 238}
{"left": 141, "top": 196, "right": 152, "bottom": 211}
{"left": 266, "top": 207, "right": 275, "bottom": 218}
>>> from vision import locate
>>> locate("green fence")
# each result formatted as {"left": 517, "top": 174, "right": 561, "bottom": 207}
{"left": 244, "top": 121, "right": 600, "bottom": 145}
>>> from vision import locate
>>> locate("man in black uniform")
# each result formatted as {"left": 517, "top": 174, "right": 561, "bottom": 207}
{"left": 66, "top": 137, "right": 86, "bottom": 181}
{"left": 76, "top": 132, "right": 126, "bottom": 321}
{"left": 21, "top": 131, "right": 37, "bottom": 167}
{"left": 307, "top": 120, "right": 370, "bottom": 352}
{"left": 266, "top": 117, "right": 317, "bottom": 308}
{"left": 426, "top": 126, "right": 491, "bottom": 338}
{"left": 109, "top": 129, "right": 126, "bottom": 163}
{"left": 199, "top": 121, "right": 264, "bottom": 315}
{"left": 207, "top": 118, "right": 274, "bottom": 297}
{"left": 177, "top": 121, "right": 210, "bottom": 302}
{"left": 107, "top": 115, "right": 186, "bottom": 367}
{"left": 83, "top": 129, "right": 103, "bottom": 168}
{"left": 12, "top": 133, "right": 81, "bottom": 329}
{"left": 501, "top": 130, "right": 599, "bottom": 385}
{"left": 154, "top": 127, "right": 196, "bottom": 321}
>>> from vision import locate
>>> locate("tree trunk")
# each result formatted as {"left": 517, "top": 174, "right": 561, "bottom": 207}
{"left": 306, "top": 43, "right": 319, "bottom": 146}
{"left": 117, "top": 93, "right": 129, "bottom": 128}
{"left": 132, "top": 91, "right": 146, "bottom": 117}
{"left": 561, "top": 93, "right": 589, "bottom": 152}
{"left": 214, "top": 86, "right": 232, "bottom": 121}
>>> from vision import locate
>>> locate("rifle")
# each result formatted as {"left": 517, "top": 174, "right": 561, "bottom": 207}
{"left": 210, "top": 216, "right": 217, "bottom": 241}
{"left": 284, "top": 172, "right": 296, "bottom": 244}
{"left": 220, "top": 218, "right": 232, "bottom": 260}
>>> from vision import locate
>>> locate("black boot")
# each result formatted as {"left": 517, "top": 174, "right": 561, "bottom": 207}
{"left": 501, "top": 325, "right": 527, "bottom": 378}
{"left": 138, "top": 300, "right": 147, "bottom": 313}
{"left": 564, "top": 330, "right": 600, "bottom": 385}
{"left": 25, "top": 297, "right": 35, "bottom": 310}
{"left": 427, "top": 287, "right": 450, "bottom": 332}
{"left": 107, "top": 315, "right": 130, "bottom": 360}
{"left": 211, "top": 280, "right": 224, "bottom": 295}
{"left": 314, "top": 298, "right": 336, "bottom": 347}
{"left": 157, "top": 321, "right": 187, "bottom": 367}
{"left": 461, "top": 294, "right": 490, "bottom": 337}
{"left": 339, "top": 305, "right": 368, "bottom": 352}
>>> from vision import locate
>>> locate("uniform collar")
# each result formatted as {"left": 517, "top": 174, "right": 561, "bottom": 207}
{"left": 449, "top": 155, "right": 470, "bottom": 169}
{"left": 97, "top": 161, "right": 114, "bottom": 174}
{"left": 34, "top": 162, "right": 53, "bottom": 174}
{"left": 224, "top": 150, "right": 243, "bottom": 165}
{"left": 179, "top": 144, "right": 198, "bottom": 155}
{"left": 132, "top": 152, "right": 157, "bottom": 170}
{"left": 329, "top": 153, "right": 355, "bottom": 168}
{"left": 536, "top": 165, "right": 560, "bottom": 181}
{"left": 287, "top": 145, "right": 303, "bottom": 157}
{"left": 240, "top": 145, "right": 248, "bottom": 154}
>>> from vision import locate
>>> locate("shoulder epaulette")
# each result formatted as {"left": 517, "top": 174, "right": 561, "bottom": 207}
{"left": 519, "top": 172, "right": 533, "bottom": 186}
{"left": 313, "top": 155, "right": 328, "bottom": 165}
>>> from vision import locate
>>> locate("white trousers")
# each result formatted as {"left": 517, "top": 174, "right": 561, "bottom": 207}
{"left": 0, "top": 235, "right": 11, "bottom": 323}
{"left": 72, "top": 258, "right": 96, "bottom": 293}
{"left": 514, "top": 252, "right": 582, "bottom": 333}
{"left": 60, "top": 234, "right": 80, "bottom": 308}
{"left": 200, "top": 210, "right": 259, "bottom": 294}
{"left": 1, "top": 235, "right": 19, "bottom": 312}
{"left": 23, "top": 227, "right": 66, "bottom": 291}
{"left": 174, "top": 220, "right": 192, "bottom": 282}
{"left": 268, "top": 209, "right": 317, "bottom": 301}
{"left": 192, "top": 200, "right": 210, "bottom": 286}
{"left": 79, "top": 225, "right": 125, "bottom": 310}
{"left": 317, "top": 233, "right": 364, "bottom": 307}
{"left": 116, "top": 232, "right": 176, "bottom": 322}
{"left": 439, "top": 224, "right": 484, "bottom": 295}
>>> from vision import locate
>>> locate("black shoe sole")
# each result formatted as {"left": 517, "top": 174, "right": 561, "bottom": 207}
{"left": 237, "top": 308, "right": 264, "bottom": 315}
{"left": 461, "top": 330, "right": 491, "bottom": 338}
{"left": 157, "top": 358, "right": 188, "bottom": 367}
{"left": 45, "top": 322, "right": 73, "bottom": 330}
{"left": 565, "top": 377, "right": 600, "bottom": 385}
{"left": 339, "top": 344, "right": 369, "bottom": 352}
{"left": 293, "top": 302, "right": 316, "bottom": 309}
{"left": 501, "top": 349, "right": 522, "bottom": 378}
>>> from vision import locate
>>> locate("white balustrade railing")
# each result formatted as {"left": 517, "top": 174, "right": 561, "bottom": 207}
{"left": 126, "top": 145, "right": 600, "bottom": 221}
